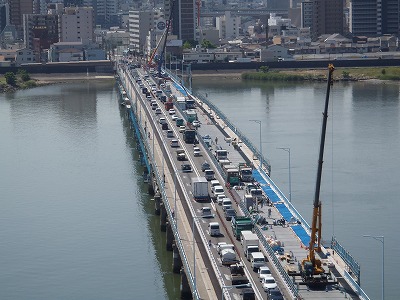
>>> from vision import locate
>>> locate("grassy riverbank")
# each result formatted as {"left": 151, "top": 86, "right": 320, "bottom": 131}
{"left": 242, "top": 66, "right": 400, "bottom": 81}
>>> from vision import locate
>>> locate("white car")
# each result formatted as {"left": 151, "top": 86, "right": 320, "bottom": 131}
{"left": 192, "top": 120, "right": 200, "bottom": 127}
{"left": 169, "top": 109, "right": 176, "bottom": 115}
{"left": 262, "top": 277, "right": 277, "bottom": 291}
{"left": 179, "top": 126, "right": 186, "bottom": 133}
{"left": 201, "top": 207, "right": 213, "bottom": 218}
{"left": 258, "top": 266, "right": 273, "bottom": 282}
{"left": 216, "top": 194, "right": 226, "bottom": 205}
{"left": 193, "top": 147, "right": 201, "bottom": 156}
{"left": 171, "top": 115, "right": 178, "bottom": 121}
{"left": 222, "top": 198, "right": 232, "bottom": 211}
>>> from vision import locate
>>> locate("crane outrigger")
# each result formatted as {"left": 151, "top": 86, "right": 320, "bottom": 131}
{"left": 300, "top": 64, "right": 336, "bottom": 288}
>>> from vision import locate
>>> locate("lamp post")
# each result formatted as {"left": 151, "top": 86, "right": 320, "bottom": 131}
{"left": 277, "top": 147, "right": 291, "bottom": 202}
{"left": 363, "top": 235, "right": 384, "bottom": 300}
{"left": 249, "top": 120, "right": 262, "bottom": 171}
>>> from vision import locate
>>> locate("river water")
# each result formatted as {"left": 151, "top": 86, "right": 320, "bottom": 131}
{"left": 0, "top": 81, "right": 180, "bottom": 300}
{"left": 193, "top": 77, "right": 400, "bottom": 300}
{"left": 1, "top": 77, "right": 398, "bottom": 300}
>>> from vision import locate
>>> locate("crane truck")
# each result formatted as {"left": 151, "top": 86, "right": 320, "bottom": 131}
{"left": 299, "top": 65, "right": 337, "bottom": 289}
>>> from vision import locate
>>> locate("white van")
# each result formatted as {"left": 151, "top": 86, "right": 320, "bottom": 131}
{"left": 212, "top": 185, "right": 224, "bottom": 199}
{"left": 210, "top": 180, "right": 220, "bottom": 188}
{"left": 204, "top": 169, "right": 215, "bottom": 181}
{"left": 250, "top": 252, "right": 266, "bottom": 270}
{"left": 222, "top": 198, "right": 232, "bottom": 211}
{"left": 209, "top": 222, "right": 220, "bottom": 236}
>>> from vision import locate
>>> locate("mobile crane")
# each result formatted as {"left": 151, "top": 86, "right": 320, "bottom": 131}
{"left": 147, "top": 0, "right": 175, "bottom": 78}
{"left": 300, "top": 64, "right": 335, "bottom": 288}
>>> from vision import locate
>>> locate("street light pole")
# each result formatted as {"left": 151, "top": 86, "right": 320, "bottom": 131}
{"left": 277, "top": 147, "right": 292, "bottom": 202}
{"left": 249, "top": 120, "right": 262, "bottom": 171}
{"left": 363, "top": 235, "right": 384, "bottom": 300}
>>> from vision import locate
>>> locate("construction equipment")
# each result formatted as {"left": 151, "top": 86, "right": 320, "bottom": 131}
{"left": 300, "top": 64, "right": 335, "bottom": 288}
{"left": 147, "top": 0, "right": 175, "bottom": 77}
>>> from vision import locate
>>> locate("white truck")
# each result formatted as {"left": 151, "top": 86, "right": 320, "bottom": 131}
{"left": 192, "top": 177, "right": 209, "bottom": 202}
{"left": 241, "top": 230, "right": 260, "bottom": 260}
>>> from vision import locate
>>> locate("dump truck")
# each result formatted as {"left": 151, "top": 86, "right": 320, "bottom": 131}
{"left": 239, "top": 163, "right": 253, "bottom": 182}
{"left": 231, "top": 216, "right": 253, "bottom": 240}
{"left": 230, "top": 263, "right": 249, "bottom": 285}
{"left": 191, "top": 176, "right": 209, "bottom": 202}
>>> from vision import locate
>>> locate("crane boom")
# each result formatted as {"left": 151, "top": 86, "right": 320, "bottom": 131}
{"left": 300, "top": 64, "right": 335, "bottom": 288}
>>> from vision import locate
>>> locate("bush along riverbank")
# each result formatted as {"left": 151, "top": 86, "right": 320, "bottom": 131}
{"left": 0, "top": 70, "right": 39, "bottom": 92}
{"left": 242, "top": 66, "right": 400, "bottom": 82}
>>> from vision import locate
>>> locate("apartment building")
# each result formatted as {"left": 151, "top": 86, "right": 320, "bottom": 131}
{"left": 59, "top": 6, "right": 95, "bottom": 43}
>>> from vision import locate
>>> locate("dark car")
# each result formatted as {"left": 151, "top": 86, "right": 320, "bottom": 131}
{"left": 266, "top": 288, "right": 284, "bottom": 300}
{"left": 224, "top": 208, "right": 236, "bottom": 221}
{"left": 161, "top": 123, "right": 168, "bottom": 130}
{"left": 240, "top": 288, "right": 255, "bottom": 300}
{"left": 201, "top": 161, "right": 210, "bottom": 172}
{"left": 181, "top": 164, "right": 192, "bottom": 172}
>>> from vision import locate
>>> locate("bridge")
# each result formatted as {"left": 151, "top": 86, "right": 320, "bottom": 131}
{"left": 116, "top": 60, "right": 370, "bottom": 300}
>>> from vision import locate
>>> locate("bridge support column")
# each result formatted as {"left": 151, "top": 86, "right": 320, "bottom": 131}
{"left": 166, "top": 221, "right": 173, "bottom": 251}
{"left": 154, "top": 193, "right": 161, "bottom": 215}
{"left": 180, "top": 268, "right": 192, "bottom": 299}
{"left": 148, "top": 171, "right": 155, "bottom": 195}
{"left": 160, "top": 202, "right": 167, "bottom": 232}
{"left": 172, "top": 244, "right": 182, "bottom": 274}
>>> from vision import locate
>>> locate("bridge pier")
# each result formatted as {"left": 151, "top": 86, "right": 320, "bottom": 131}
{"left": 154, "top": 193, "right": 161, "bottom": 215}
{"left": 180, "top": 268, "right": 192, "bottom": 299}
{"left": 166, "top": 221, "right": 173, "bottom": 251}
{"left": 172, "top": 244, "right": 182, "bottom": 274}
{"left": 160, "top": 202, "right": 167, "bottom": 232}
{"left": 148, "top": 174, "right": 155, "bottom": 195}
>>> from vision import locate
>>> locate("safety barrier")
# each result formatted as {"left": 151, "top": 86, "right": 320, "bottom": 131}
{"left": 119, "top": 68, "right": 202, "bottom": 300}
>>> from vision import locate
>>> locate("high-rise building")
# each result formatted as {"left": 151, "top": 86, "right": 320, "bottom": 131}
{"left": 0, "top": 2, "right": 9, "bottom": 34}
{"left": 301, "top": 0, "right": 343, "bottom": 40}
{"left": 166, "top": 0, "right": 195, "bottom": 41}
{"left": 23, "top": 13, "right": 59, "bottom": 61}
{"left": 350, "top": 0, "right": 400, "bottom": 36}
{"left": 129, "top": 9, "right": 155, "bottom": 53}
{"left": 82, "top": 0, "right": 120, "bottom": 28}
{"left": 8, "top": 0, "right": 33, "bottom": 39}
{"left": 59, "top": 6, "right": 94, "bottom": 43}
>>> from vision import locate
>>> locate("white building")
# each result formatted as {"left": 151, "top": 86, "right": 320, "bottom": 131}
{"left": 129, "top": 9, "right": 160, "bottom": 54}
{"left": 260, "top": 44, "right": 291, "bottom": 62}
{"left": 59, "top": 7, "right": 94, "bottom": 44}
{"left": 216, "top": 11, "right": 240, "bottom": 40}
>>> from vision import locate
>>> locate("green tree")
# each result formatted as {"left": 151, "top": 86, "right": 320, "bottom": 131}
{"left": 259, "top": 66, "right": 269, "bottom": 73}
{"left": 201, "top": 39, "right": 216, "bottom": 49}
{"left": 381, "top": 69, "right": 386, "bottom": 75}
{"left": 342, "top": 70, "right": 350, "bottom": 79}
{"left": 5, "top": 72, "right": 16, "bottom": 85}
{"left": 183, "top": 41, "right": 192, "bottom": 49}
{"left": 18, "top": 69, "right": 30, "bottom": 81}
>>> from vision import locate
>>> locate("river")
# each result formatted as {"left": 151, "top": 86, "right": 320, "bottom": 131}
{"left": 0, "top": 81, "right": 180, "bottom": 300}
{"left": 193, "top": 76, "right": 400, "bottom": 300}
{"left": 1, "top": 76, "right": 398, "bottom": 300}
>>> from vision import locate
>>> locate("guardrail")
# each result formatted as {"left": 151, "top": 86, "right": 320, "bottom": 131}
{"left": 194, "top": 91, "right": 272, "bottom": 176}
{"left": 343, "top": 271, "right": 370, "bottom": 300}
